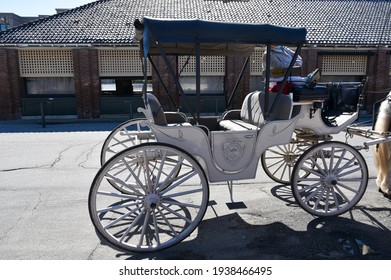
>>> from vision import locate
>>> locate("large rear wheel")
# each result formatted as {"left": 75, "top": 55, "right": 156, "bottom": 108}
{"left": 89, "top": 143, "right": 209, "bottom": 252}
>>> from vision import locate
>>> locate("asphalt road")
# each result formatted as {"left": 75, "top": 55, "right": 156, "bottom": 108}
{"left": 0, "top": 119, "right": 390, "bottom": 260}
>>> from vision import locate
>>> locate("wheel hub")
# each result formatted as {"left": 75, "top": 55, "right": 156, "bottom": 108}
{"left": 284, "top": 152, "right": 298, "bottom": 166}
{"left": 324, "top": 175, "right": 338, "bottom": 188}
{"left": 145, "top": 193, "right": 160, "bottom": 209}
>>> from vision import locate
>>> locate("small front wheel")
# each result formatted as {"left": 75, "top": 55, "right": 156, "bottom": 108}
{"left": 291, "top": 141, "right": 368, "bottom": 217}
{"left": 89, "top": 143, "right": 209, "bottom": 252}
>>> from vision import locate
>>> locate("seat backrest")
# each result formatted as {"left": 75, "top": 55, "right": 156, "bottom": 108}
{"left": 146, "top": 93, "right": 167, "bottom": 125}
{"left": 260, "top": 92, "right": 293, "bottom": 121}
{"left": 240, "top": 91, "right": 292, "bottom": 126}
{"left": 240, "top": 91, "right": 265, "bottom": 126}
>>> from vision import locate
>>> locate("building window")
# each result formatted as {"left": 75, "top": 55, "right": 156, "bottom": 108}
{"left": 179, "top": 76, "right": 224, "bottom": 94}
{"left": 178, "top": 55, "right": 225, "bottom": 94}
{"left": 101, "top": 78, "right": 152, "bottom": 96}
{"left": 26, "top": 77, "right": 75, "bottom": 95}
{"left": 99, "top": 49, "right": 153, "bottom": 96}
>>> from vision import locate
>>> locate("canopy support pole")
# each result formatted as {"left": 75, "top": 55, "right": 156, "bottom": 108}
{"left": 195, "top": 41, "right": 201, "bottom": 122}
{"left": 264, "top": 44, "right": 271, "bottom": 119}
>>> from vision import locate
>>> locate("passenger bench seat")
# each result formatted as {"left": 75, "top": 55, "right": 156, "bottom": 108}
{"left": 219, "top": 91, "right": 293, "bottom": 131}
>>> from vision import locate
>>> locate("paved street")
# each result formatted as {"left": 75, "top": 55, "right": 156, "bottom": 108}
{"left": 0, "top": 119, "right": 390, "bottom": 260}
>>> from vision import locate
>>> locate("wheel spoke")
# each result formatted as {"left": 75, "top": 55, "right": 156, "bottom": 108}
{"left": 160, "top": 203, "right": 193, "bottom": 224}
{"left": 336, "top": 181, "right": 360, "bottom": 194}
{"left": 119, "top": 209, "right": 145, "bottom": 243}
{"left": 97, "top": 190, "right": 141, "bottom": 200}
{"left": 161, "top": 197, "right": 202, "bottom": 209}
{"left": 331, "top": 187, "right": 340, "bottom": 210}
{"left": 122, "top": 158, "right": 148, "bottom": 194}
{"left": 97, "top": 200, "right": 142, "bottom": 214}
{"left": 157, "top": 207, "right": 179, "bottom": 237}
{"left": 160, "top": 169, "right": 198, "bottom": 195}
{"left": 297, "top": 182, "right": 322, "bottom": 193}
{"left": 138, "top": 209, "right": 151, "bottom": 247}
{"left": 313, "top": 187, "right": 326, "bottom": 210}
{"left": 104, "top": 205, "right": 143, "bottom": 229}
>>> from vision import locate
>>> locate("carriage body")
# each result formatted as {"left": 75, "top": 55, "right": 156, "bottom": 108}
{"left": 89, "top": 17, "right": 370, "bottom": 252}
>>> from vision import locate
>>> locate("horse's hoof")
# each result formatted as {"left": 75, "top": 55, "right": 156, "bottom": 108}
{"left": 378, "top": 188, "right": 390, "bottom": 198}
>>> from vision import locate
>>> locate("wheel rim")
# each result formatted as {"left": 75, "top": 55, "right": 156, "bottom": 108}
{"left": 261, "top": 138, "right": 313, "bottom": 184}
{"left": 90, "top": 143, "right": 209, "bottom": 252}
{"left": 291, "top": 141, "right": 368, "bottom": 217}
{"left": 100, "top": 119, "right": 155, "bottom": 165}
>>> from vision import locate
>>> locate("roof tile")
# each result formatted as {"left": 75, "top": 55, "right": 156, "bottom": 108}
{"left": 0, "top": 0, "right": 390, "bottom": 46}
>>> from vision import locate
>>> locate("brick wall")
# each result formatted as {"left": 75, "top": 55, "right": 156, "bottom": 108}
{"left": 151, "top": 56, "right": 179, "bottom": 111}
{"left": 366, "top": 50, "right": 390, "bottom": 112}
{"left": 73, "top": 49, "right": 101, "bottom": 118}
{"left": 0, "top": 49, "right": 24, "bottom": 119}
{"left": 301, "top": 48, "right": 319, "bottom": 76}
{"left": 225, "top": 56, "right": 250, "bottom": 109}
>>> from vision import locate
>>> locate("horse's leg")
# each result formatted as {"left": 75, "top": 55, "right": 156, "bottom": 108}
{"left": 374, "top": 102, "right": 391, "bottom": 197}
{"left": 377, "top": 142, "right": 391, "bottom": 197}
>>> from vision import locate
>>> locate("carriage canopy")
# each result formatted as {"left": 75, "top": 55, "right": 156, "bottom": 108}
{"left": 137, "top": 17, "right": 307, "bottom": 57}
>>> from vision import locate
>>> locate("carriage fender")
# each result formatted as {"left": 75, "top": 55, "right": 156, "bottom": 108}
{"left": 255, "top": 114, "right": 303, "bottom": 158}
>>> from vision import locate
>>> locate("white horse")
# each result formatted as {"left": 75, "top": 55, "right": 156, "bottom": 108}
{"left": 374, "top": 92, "right": 391, "bottom": 198}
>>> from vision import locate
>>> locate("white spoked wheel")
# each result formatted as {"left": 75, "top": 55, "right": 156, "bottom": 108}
{"left": 261, "top": 137, "right": 314, "bottom": 184}
{"left": 291, "top": 141, "right": 368, "bottom": 217}
{"left": 100, "top": 119, "right": 155, "bottom": 165}
{"left": 89, "top": 143, "right": 209, "bottom": 252}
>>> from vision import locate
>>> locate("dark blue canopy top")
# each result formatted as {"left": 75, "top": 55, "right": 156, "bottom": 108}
{"left": 137, "top": 17, "right": 307, "bottom": 56}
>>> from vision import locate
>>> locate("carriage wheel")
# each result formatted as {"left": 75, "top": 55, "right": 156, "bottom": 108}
{"left": 100, "top": 119, "right": 155, "bottom": 165}
{"left": 291, "top": 141, "right": 368, "bottom": 217}
{"left": 89, "top": 143, "right": 209, "bottom": 252}
{"left": 261, "top": 136, "right": 314, "bottom": 184}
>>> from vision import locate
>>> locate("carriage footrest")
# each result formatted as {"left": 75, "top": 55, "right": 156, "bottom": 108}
{"left": 226, "top": 202, "right": 247, "bottom": 209}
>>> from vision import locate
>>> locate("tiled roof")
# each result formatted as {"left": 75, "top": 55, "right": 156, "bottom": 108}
{"left": 1, "top": 0, "right": 391, "bottom": 46}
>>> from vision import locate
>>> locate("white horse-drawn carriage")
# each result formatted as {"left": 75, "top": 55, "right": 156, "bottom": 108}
{"left": 88, "top": 17, "right": 386, "bottom": 252}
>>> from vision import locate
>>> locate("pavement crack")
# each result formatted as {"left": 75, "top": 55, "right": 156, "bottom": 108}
{"left": 50, "top": 145, "right": 74, "bottom": 168}
{"left": 0, "top": 165, "right": 48, "bottom": 172}
{"left": 77, "top": 142, "right": 101, "bottom": 169}
{"left": 0, "top": 206, "right": 28, "bottom": 242}
{"left": 87, "top": 242, "right": 101, "bottom": 260}
{"left": 31, "top": 191, "right": 42, "bottom": 214}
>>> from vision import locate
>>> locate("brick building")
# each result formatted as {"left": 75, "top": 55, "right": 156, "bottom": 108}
{"left": 0, "top": 0, "right": 391, "bottom": 120}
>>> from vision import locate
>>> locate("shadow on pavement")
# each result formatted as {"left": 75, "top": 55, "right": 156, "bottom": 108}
{"left": 104, "top": 210, "right": 391, "bottom": 260}
{"left": 89, "top": 184, "right": 391, "bottom": 260}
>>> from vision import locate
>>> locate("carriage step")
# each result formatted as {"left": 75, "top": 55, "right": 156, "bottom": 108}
{"left": 226, "top": 202, "right": 247, "bottom": 210}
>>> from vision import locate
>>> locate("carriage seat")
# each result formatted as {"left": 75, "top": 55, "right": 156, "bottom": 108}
{"left": 146, "top": 93, "right": 190, "bottom": 126}
{"left": 219, "top": 91, "right": 293, "bottom": 131}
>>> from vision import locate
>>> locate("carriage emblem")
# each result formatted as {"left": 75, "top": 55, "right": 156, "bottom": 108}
{"left": 223, "top": 139, "right": 245, "bottom": 165}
